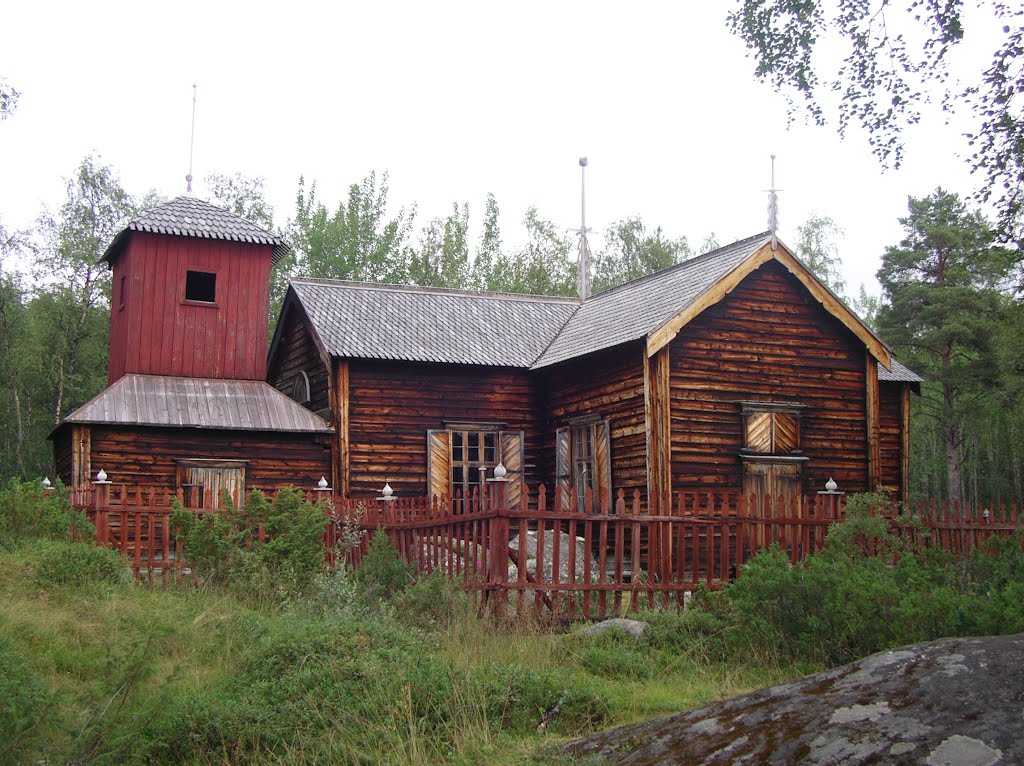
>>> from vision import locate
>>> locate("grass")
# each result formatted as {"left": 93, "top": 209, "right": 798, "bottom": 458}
{"left": 0, "top": 541, "right": 799, "bottom": 766}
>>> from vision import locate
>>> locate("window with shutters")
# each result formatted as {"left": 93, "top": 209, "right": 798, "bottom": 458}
{"left": 426, "top": 426, "right": 524, "bottom": 507}
{"left": 556, "top": 418, "right": 612, "bottom": 512}
{"left": 740, "top": 402, "right": 804, "bottom": 455}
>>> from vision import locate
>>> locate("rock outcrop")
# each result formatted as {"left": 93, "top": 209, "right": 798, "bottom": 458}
{"left": 563, "top": 633, "right": 1024, "bottom": 765}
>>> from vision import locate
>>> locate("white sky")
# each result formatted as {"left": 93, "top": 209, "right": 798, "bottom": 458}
{"left": 0, "top": 1, "right": 1003, "bottom": 296}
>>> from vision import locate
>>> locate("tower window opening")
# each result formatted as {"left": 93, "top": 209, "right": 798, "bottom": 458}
{"left": 185, "top": 270, "right": 217, "bottom": 303}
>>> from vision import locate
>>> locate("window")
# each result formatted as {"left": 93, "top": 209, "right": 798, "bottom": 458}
{"left": 290, "top": 370, "right": 311, "bottom": 404}
{"left": 556, "top": 419, "right": 611, "bottom": 512}
{"left": 185, "top": 270, "right": 217, "bottom": 303}
{"left": 427, "top": 427, "right": 524, "bottom": 507}
{"left": 740, "top": 402, "right": 803, "bottom": 454}
{"left": 118, "top": 274, "right": 126, "bottom": 310}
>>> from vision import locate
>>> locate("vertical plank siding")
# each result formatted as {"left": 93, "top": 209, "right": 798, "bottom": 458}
{"left": 539, "top": 343, "right": 648, "bottom": 497}
{"left": 107, "top": 233, "right": 272, "bottom": 384}
{"left": 345, "top": 360, "right": 541, "bottom": 496}
{"left": 87, "top": 426, "right": 332, "bottom": 495}
{"left": 668, "top": 260, "right": 871, "bottom": 494}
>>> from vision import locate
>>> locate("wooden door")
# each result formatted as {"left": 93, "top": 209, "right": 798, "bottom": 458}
{"left": 743, "top": 461, "right": 802, "bottom": 549}
{"left": 177, "top": 462, "right": 246, "bottom": 508}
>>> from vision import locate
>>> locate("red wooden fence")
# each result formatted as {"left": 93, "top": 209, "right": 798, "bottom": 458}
{"left": 73, "top": 482, "right": 1024, "bottom": 617}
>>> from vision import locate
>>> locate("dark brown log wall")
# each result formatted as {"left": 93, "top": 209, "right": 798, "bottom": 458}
{"left": 87, "top": 426, "right": 332, "bottom": 494}
{"left": 538, "top": 343, "right": 647, "bottom": 497}
{"left": 346, "top": 361, "right": 540, "bottom": 496}
{"left": 53, "top": 429, "right": 73, "bottom": 486}
{"left": 267, "top": 300, "right": 331, "bottom": 415}
{"left": 879, "top": 382, "right": 903, "bottom": 492}
{"left": 669, "top": 260, "right": 871, "bottom": 494}
{"left": 107, "top": 233, "right": 271, "bottom": 384}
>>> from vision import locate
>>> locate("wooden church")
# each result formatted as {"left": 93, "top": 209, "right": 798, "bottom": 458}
{"left": 53, "top": 196, "right": 920, "bottom": 512}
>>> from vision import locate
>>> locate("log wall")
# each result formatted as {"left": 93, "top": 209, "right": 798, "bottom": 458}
{"left": 346, "top": 361, "right": 540, "bottom": 496}
{"left": 86, "top": 425, "right": 332, "bottom": 495}
{"left": 668, "top": 260, "right": 871, "bottom": 494}
{"left": 538, "top": 343, "right": 648, "bottom": 497}
{"left": 267, "top": 299, "right": 332, "bottom": 415}
{"left": 879, "top": 381, "right": 904, "bottom": 493}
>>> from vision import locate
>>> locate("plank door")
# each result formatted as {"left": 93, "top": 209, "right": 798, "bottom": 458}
{"left": 743, "top": 461, "right": 801, "bottom": 550}
{"left": 177, "top": 463, "right": 245, "bottom": 509}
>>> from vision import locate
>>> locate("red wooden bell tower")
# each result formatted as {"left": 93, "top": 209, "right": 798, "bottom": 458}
{"left": 103, "top": 196, "right": 288, "bottom": 384}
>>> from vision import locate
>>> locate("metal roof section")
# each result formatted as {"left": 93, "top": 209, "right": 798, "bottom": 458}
{"left": 532, "top": 233, "right": 770, "bottom": 369}
{"left": 290, "top": 279, "right": 579, "bottom": 368}
{"left": 61, "top": 374, "right": 332, "bottom": 433}
{"left": 102, "top": 195, "right": 291, "bottom": 264}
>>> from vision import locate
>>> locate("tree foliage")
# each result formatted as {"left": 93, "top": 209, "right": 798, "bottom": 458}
{"left": 593, "top": 217, "right": 691, "bottom": 294}
{"left": 876, "top": 188, "right": 1015, "bottom": 503}
{"left": 728, "top": 1, "right": 1024, "bottom": 242}
{"left": 795, "top": 213, "right": 846, "bottom": 297}
{"left": 0, "top": 76, "right": 18, "bottom": 120}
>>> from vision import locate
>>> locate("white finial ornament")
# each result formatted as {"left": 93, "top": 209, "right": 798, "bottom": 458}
{"left": 95, "top": 469, "right": 108, "bottom": 483}
{"left": 317, "top": 476, "right": 329, "bottom": 489}
{"left": 493, "top": 462, "right": 507, "bottom": 480}
{"left": 825, "top": 477, "right": 838, "bottom": 492}
{"left": 41, "top": 477, "right": 52, "bottom": 489}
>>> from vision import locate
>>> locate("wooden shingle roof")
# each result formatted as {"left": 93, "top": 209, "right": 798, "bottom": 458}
{"left": 289, "top": 280, "right": 579, "bottom": 368}
{"left": 102, "top": 196, "right": 291, "bottom": 264}
{"left": 62, "top": 374, "right": 331, "bottom": 433}
{"left": 285, "top": 232, "right": 912, "bottom": 380}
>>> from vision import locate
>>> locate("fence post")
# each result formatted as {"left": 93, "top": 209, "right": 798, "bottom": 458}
{"left": 92, "top": 470, "right": 112, "bottom": 546}
{"left": 487, "top": 465, "right": 510, "bottom": 616}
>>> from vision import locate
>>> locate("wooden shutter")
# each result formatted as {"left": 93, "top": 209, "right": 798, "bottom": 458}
{"left": 499, "top": 430, "right": 524, "bottom": 509}
{"left": 774, "top": 413, "right": 799, "bottom": 453}
{"left": 555, "top": 426, "right": 572, "bottom": 507}
{"left": 594, "top": 420, "right": 612, "bottom": 511}
{"left": 427, "top": 429, "right": 451, "bottom": 502}
{"left": 745, "top": 412, "right": 773, "bottom": 453}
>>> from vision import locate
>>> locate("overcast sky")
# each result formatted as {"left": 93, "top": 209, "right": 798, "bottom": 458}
{"left": 0, "top": 1, "right": 1002, "bottom": 295}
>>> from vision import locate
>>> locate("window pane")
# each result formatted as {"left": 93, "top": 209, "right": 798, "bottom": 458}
{"left": 484, "top": 432, "right": 496, "bottom": 463}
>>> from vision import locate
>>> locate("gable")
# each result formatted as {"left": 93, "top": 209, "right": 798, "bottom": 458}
{"left": 644, "top": 242, "right": 892, "bottom": 369}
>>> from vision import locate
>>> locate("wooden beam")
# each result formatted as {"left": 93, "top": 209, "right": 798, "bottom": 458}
{"left": 866, "top": 355, "right": 881, "bottom": 491}
{"left": 646, "top": 241, "right": 892, "bottom": 370}
{"left": 71, "top": 424, "right": 91, "bottom": 486}
{"left": 900, "top": 383, "right": 912, "bottom": 505}
{"left": 335, "top": 360, "right": 350, "bottom": 496}
{"left": 644, "top": 345, "right": 672, "bottom": 511}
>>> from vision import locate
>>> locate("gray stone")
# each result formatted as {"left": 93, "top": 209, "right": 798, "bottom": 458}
{"left": 579, "top": 618, "right": 649, "bottom": 638}
{"left": 508, "top": 528, "right": 598, "bottom": 583}
{"left": 563, "top": 633, "right": 1024, "bottom": 765}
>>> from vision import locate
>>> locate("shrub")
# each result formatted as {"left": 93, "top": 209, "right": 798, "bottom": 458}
{"left": 0, "top": 636, "right": 47, "bottom": 766}
{"left": 394, "top": 569, "right": 473, "bottom": 630}
{"left": 0, "top": 479, "right": 93, "bottom": 547}
{"left": 353, "top": 529, "right": 414, "bottom": 605}
{"left": 30, "top": 540, "right": 132, "bottom": 589}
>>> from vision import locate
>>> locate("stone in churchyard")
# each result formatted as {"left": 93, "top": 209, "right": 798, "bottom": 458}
{"left": 508, "top": 528, "right": 598, "bottom": 582}
{"left": 563, "top": 633, "right": 1024, "bottom": 765}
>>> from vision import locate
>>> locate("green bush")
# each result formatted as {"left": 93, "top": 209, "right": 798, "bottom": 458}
{"left": 353, "top": 529, "right": 415, "bottom": 605}
{"left": 170, "top": 487, "right": 329, "bottom": 603}
{"left": 29, "top": 540, "right": 132, "bottom": 589}
{"left": 0, "top": 636, "right": 47, "bottom": 766}
{"left": 394, "top": 568, "right": 473, "bottom": 629}
{"left": 0, "top": 479, "right": 93, "bottom": 547}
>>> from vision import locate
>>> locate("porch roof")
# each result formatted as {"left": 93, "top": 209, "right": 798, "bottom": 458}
{"left": 60, "top": 374, "right": 332, "bottom": 433}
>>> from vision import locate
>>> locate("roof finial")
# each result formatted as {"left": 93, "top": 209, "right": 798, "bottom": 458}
{"left": 767, "top": 154, "right": 780, "bottom": 252}
{"left": 576, "top": 157, "right": 593, "bottom": 301}
{"left": 186, "top": 83, "right": 197, "bottom": 194}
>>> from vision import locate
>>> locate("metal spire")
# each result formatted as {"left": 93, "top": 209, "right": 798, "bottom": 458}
{"left": 767, "top": 154, "right": 780, "bottom": 251}
{"left": 576, "top": 157, "right": 593, "bottom": 301}
{"left": 186, "top": 84, "right": 197, "bottom": 194}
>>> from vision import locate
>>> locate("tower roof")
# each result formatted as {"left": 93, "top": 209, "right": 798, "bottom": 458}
{"left": 102, "top": 195, "right": 290, "bottom": 264}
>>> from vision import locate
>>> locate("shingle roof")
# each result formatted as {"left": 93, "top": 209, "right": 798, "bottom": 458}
{"left": 879, "top": 357, "right": 924, "bottom": 384}
{"left": 286, "top": 232, "right": 917, "bottom": 384}
{"left": 102, "top": 196, "right": 290, "bottom": 264}
{"left": 61, "top": 374, "right": 331, "bottom": 433}
{"left": 290, "top": 280, "right": 578, "bottom": 367}
{"left": 532, "top": 233, "right": 770, "bottom": 368}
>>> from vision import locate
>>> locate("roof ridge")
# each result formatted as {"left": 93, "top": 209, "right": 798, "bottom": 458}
{"left": 291, "top": 277, "right": 581, "bottom": 305}
{"left": 587, "top": 231, "right": 772, "bottom": 302}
